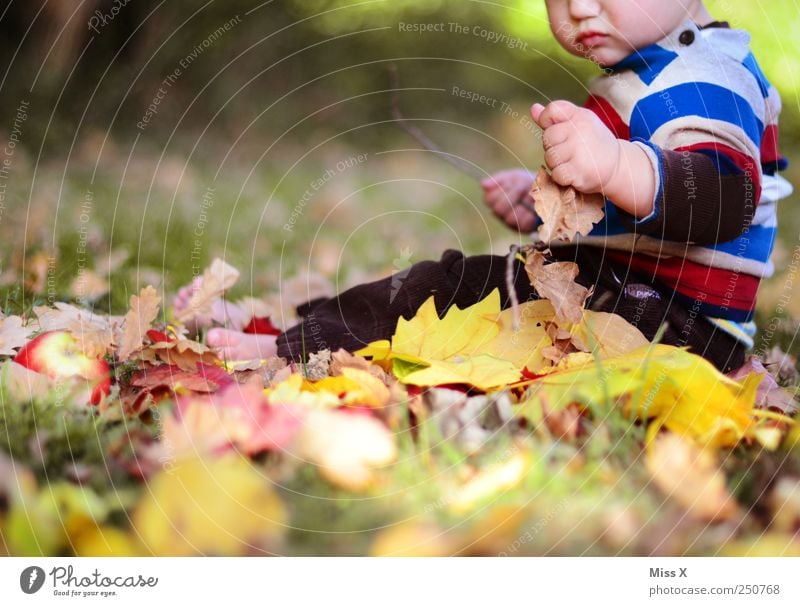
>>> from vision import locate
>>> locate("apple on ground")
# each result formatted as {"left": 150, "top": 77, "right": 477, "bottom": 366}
{"left": 14, "top": 331, "right": 111, "bottom": 405}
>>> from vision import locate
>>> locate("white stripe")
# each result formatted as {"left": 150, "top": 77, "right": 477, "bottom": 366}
{"left": 547, "top": 233, "right": 774, "bottom": 278}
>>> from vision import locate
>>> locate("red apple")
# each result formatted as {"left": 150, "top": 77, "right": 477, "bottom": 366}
{"left": 14, "top": 331, "right": 111, "bottom": 405}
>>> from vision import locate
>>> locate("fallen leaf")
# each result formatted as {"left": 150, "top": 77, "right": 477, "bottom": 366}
{"left": 131, "top": 363, "right": 234, "bottom": 394}
{"left": 524, "top": 250, "right": 590, "bottom": 324}
{"left": 1, "top": 361, "right": 51, "bottom": 401}
{"left": 34, "top": 302, "right": 120, "bottom": 333}
{"left": 763, "top": 346, "right": 799, "bottom": 387}
{"left": 69, "top": 270, "right": 110, "bottom": 301}
{"left": 303, "top": 349, "right": 331, "bottom": 380}
{"left": 290, "top": 409, "right": 396, "bottom": 491}
{"left": 139, "top": 337, "right": 218, "bottom": 371}
{"left": 398, "top": 354, "right": 521, "bottom": 392}
{"left": 531, "top": 166, "right": 605, "bottom": 243}
{"left": 371, "top": 521, "right": 458, "bottom": 556}
{"left": 727, "top": 357, "right": 797, "bottom": 415}
{"left": 516, "top": 344, "right": 786, "bottom": 451}
{"left": 117, "top": 286, "right": 161, "bottom": 361}
{"left": 175, "top": 258, "right": 240, "bottom": 324}
{"left": 0, "top": 316, "right": 35, "bottom": 356}
{"left": 242, "top": 316, "right": 282, "bottom": 335}
{"left": 448, "top": 452, "right": 530, "bottom": 513}
{"left": 646, "top": 433, "right": 739, "bottom": 522}
{"left": 541, "top": 320, "right": 588, "bottom": 364}
{"left": 426, "top": 388, "right": 514, "bottom": 454}
{"left": 356, "top": 290, "right": 508, "bottom": 389}
{"left": 67, "top": 319, "right": 115, "bottom": 359}
{"left": 133, "top": 455, "right": 287, "bottom": 555}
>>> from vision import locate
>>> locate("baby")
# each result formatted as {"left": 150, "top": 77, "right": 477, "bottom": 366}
{"left": 178, "top": 0, "right": 791, "bottom": 372}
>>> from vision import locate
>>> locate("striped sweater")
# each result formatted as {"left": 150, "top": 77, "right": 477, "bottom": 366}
{"left": 551, "top": 19, "right": 792, "bottom": 348}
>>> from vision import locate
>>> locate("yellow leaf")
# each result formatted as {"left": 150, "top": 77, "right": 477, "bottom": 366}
{"left": 518, "top": 344, "right": 785, "bottom": 451}
{"left": 401, "top": 355, "right": 521, "bottom": 391}
{"left": 390, "top": 289, "right": 501, "bottom": 361}
{"left": 133, "top": 455, "right": 286, "bottom": 555}
{"left": 448, "top": 452, "right": 530, "bottom": 513}
{"left": 291, "top": 409, "right": 396, "bottom": 491}
{"left": 646, "top": 433, "right": 739, "bottom": 522}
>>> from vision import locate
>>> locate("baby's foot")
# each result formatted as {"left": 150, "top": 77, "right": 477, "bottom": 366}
{"left": 173, "top": 276, "right": 249, "bottom": 333}
{"left": 207, "top": 328, "right": 278, "bottom": 360}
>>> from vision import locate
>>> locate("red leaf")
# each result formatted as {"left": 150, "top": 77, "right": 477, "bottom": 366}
{"left": 243, "top": 316, "right": 282, "bottom": 336}
{"left": 147, "top": 329, "right": 175, "bottom": 343}
{"left": 132, "top": 363, "right": 235, "bottom": 394}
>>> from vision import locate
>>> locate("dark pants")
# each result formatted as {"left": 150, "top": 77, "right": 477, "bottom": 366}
{"left": 276, "top": 247, "right": 746, "bottom": 373}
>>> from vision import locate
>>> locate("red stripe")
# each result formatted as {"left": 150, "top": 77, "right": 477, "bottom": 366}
{"left": 584, "top": 94, "right": 630, "bottom": 140}
{"left": 761, "top": 124, "right": 783, "bottom": 164}
{"left": 607, "top": 251, "right": 759, "bottom": 311}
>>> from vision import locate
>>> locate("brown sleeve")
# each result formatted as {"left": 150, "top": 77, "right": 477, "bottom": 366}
{"left": 619, "top": 148, "right": 757, "bottom": 245}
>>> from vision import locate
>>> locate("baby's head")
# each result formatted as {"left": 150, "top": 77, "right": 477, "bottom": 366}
{"left": 545, "top": 0, "right": 711, "bottom": 66}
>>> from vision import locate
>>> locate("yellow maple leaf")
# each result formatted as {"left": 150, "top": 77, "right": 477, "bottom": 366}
{"left": 517, "top": 344, "right": 791, "bottom": 450}
{"left": 133, "top": 455, "right": 286, "bottom": 555}
{"left": 400, "top": 355, "right": 522, "bottom": 391}
{"left": 390, "top": 289, "right": 502, "bottom": 361}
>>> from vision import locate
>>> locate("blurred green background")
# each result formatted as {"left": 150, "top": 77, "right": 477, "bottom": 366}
{"left": 1, "top": 0, "right": 798, "bottom": 323}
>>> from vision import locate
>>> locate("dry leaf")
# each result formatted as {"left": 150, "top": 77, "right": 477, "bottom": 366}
{"left": 139, "top": 338, "right": 218, "bottom": 371}
{"left": 727, "top": 357, "right": 797, "bottom": 415}
{"left": 117, "top": 286, "right": 161, "bottom": 362}
{"left": 67, "top": 320, "right": 115, "bottom": 359}
{"left": 0, "top": 316, "right": 35, "bottom": 356}
{"left": 175, "top": 258, "right": 240, "bottom": 324}
{"left": 1, "top": 361, "right": 52, "bottom": 401}
{"left": 35, "top": 302, "right": 120, "bottom": 333}
{"left": 69, "top": 270, "right": 110, "bottom": 301}
{"left": 291, "top": 409, "right": 396, "bottom": 491}
{"left": 541, "top": 321, "right": 588, "bottom": 364}
{"left": 646, "top": 433, "right": 739, "bottom": 522}
{"left": 524, "top": 250, "right": 590, "bottom": 324}
{"left": 531, "top": 166, "right": 605, "bottom": 243}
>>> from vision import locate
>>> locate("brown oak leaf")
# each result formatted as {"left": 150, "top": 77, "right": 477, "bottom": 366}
{"left": 541, "top": 321, "right": 588, "bottom": 365}
{"left": 0, "top": 316, "right": 35, "bottom": 356}
{"left": 531, "top": 166, "right": 605, "bottom": 243}
{"left": 175, "top": 258, "right": 239, "bottom": 324}
{"left": 67, "top": 320, "right": 115, "bottom": 359}
{"left": 524, "top": 250, "right": 590, "bottom": 324}
{"left": 118, "top": 286, "right": 161, "bottom": 362}
{"left": 139, "top": 338, "right": 218, "bottom": 371}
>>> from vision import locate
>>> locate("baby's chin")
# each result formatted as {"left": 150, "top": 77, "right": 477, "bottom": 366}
{"left": 572, "top": 44, "right": 631, "bottom": 69}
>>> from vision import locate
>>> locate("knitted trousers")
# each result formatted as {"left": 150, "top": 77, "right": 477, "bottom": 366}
{"left": 276, "top": 247, "right": 746, "bottom": 373}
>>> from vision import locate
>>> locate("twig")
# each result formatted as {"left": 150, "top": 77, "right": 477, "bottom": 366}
{"left": 388, "top": 64, "right": 538, "bottom": 214}
{"left": 506, "top": 245, "right": 522, "bottom": 331}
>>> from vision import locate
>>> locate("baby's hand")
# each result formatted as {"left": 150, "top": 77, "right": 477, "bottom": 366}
{"left": 480, "top": 169, "right": 539, "bottom": 232}
{"left": 531, "top": 100, "right": 621, "bottom": 194}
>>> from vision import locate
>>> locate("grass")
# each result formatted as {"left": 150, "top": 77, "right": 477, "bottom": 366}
{"left": 1, "top": 138, "right": 799, "bottom": 556}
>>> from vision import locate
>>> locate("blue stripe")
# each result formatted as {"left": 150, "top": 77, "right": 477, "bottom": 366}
{"left": 630, "top": 82, "right": 764, "bottom": 147}
{"left": 674, "top": 291, "right": 755, "bottom": 323}
{"left": 629, "top": 138, "right": 664, "bottom": 224}
{"left": 708, "top": 225, "right": 776, "bottom": 263}
{"left": 742, "top": 52, "right": 770, "bottom": 98}
{"left": 608, "top": 43, "right": 679, "bottom": 85}
{"left": 588, "top": 202, "right": 634, "bottom": 237}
